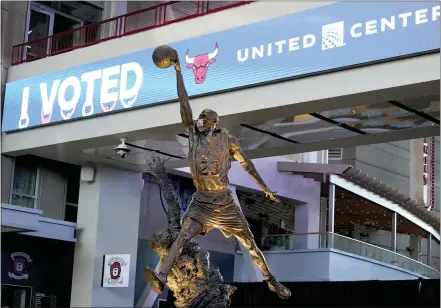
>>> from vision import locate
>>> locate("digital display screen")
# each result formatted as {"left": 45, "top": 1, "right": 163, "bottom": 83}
{"left": 2, "top": 2, "right": 439, "bottom": 132}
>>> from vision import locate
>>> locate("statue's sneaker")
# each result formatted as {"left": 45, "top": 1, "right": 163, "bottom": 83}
{"left": 144, "top": 267, "right": 165, "bottom": 294}
{"left": 226, "top": 284, "right": 237, "bottom": 296}
{"left": 266, "top": 277, "right": 291, "bottom": 299}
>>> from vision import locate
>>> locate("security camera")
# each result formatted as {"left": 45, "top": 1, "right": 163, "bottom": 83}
{"left": 114, "top": 138, "right": 131, "bottom": 158}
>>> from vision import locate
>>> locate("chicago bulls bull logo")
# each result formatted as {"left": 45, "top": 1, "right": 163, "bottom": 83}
{"left": 185, "top": 43, "right": 219, "bottom": 84}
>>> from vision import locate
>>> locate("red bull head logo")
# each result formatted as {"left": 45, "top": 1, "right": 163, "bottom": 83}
{"left": 185, "top": 43, "right": 219, "bottom": 84}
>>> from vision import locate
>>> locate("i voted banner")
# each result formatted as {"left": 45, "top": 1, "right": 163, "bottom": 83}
{"left": 2, "top": 1, "right": 439, "bottom": 132}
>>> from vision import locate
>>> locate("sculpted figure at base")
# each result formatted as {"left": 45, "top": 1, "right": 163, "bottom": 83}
{"left": 146, "top": 45, "right": 291, "bottom": 300}
{"left": 144, "top": 157, "right": 236, "bottom": 307}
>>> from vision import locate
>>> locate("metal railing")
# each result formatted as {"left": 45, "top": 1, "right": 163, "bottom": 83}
{"left": 326, "top": 233, "right": 440, "bottom": 279}
{"left": 12, "top": 1, "right": 252, "bottom": 65}
{"left": 261, "top": 234, "right": 294, "bottom": 251}
{"left": 242, "top": 232, "right": 440, "bottom": 279}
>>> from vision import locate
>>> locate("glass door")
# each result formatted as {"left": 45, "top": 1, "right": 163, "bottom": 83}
{"left": 51, "top": 13, "right": 83, "bottom": 53}
{"left": 1, "top": 284, "right": 33, "bottom": 308}
{"left": 25, "top": 3, "right": 55, "bottom": 60}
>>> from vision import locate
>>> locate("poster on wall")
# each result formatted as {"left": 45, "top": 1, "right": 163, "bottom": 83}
{"left": 7, "top": 252, "right": 32, "bottom": 280}
{"left": 102, "top": 254, "right": 131, "bottom": 288}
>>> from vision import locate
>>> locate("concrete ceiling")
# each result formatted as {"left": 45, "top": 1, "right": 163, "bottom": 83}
{"left": 68, "top": 94, "right": 440, "bottom": 172}
{"left": 5, "top": 96, "right": 439, "bottom": 173}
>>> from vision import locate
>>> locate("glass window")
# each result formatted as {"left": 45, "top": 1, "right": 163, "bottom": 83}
{"left": 65, "top": 203, "right": 78, "bottom": 223}
{"left": 1, "top": 285, "right": 33, "bottom": 308}
{"left": 25, "top": 4, "right": 55, "bottom": 60}
{"left": 36, "top": 1, "right": 103, "bottom": 24}
{"left": 65, "top": 166, "right": 80, "bottom": 223}
{"left": 27, "top": 1, "right": 104, "bottom": 56}
{"left": 11, "top": 158, "right": 40, "bottom": 209}
{"left": 66, "top": 168, "right": 80, "bottom": 204}
{"left": 27, "top": 6, "right": 54, "bottom": 41}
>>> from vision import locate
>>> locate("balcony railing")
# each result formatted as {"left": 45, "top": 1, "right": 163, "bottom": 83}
{"left": 261, "top": 233, "right": 294, "bottom": 251}
{"left": 12, "top": 1, "right": 252, "bottom": 65}
{"left": 240, "top": 232, "right": 440, "bottom": 279}
{"left": 327, "top": 232, "right": 440, "bottom": 279}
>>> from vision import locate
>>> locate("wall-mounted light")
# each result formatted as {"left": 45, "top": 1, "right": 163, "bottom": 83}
{"left": 81, "top": 166, "right": 95, "bottom": 183}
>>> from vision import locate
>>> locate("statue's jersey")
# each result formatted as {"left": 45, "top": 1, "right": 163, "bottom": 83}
{"left": 188, "top": 125, "right": 232, "bottom": 194}
{"left": 184, "top": 123, "right": 248, "bottom": 237}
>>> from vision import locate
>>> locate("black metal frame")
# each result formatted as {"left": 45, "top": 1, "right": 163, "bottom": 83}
{"left": 238, "top": 99, "right": 439, "bottom": 147}
{"left": 126, "top": 142, "right": 184, "bottom": 159}
{"left": 141, "top": 99, "right": 439, "bottom": 156}
{"left": 388, "top": 100, "right": 440, "bottom": 125}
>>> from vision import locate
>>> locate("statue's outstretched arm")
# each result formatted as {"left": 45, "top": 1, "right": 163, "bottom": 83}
{"left": 230, "top": 135, "right": 281, "bottom": 203}
{"left": 145, "top": 156, "right": 181, "bottom": 231}
{"left": 173, "top": 52, "right": 194, "bottom": 132}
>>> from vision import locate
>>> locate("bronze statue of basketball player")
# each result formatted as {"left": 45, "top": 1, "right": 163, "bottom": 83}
{"left": 145, "top": 46, "right": 291, "bottom": 300}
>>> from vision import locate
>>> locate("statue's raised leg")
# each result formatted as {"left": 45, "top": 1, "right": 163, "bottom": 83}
{"left": 234, "top": 228, "right": 291, "bottom": 299}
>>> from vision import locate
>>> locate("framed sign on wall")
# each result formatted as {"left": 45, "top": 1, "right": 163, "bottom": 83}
{"left": 101, "top": 254, "right": 131, "bottom": 288}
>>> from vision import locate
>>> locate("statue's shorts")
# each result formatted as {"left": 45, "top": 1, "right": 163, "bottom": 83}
{"left": 181, "top": 189, "right": 253, "bottom": 240}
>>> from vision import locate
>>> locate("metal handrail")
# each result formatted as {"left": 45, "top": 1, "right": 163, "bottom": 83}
{"left": 11, "top": 1, "right": 252, "bottom": 65}
{"left": 328, "top": 232, "right": 440, "bottom": 278}
{"left": 260, "top": 233, "right": 294, "bottom": 250}
{"left": 253, "top": 232, "right": 439, "bottom": 277}
{"left": 329, "top": 232, "right": 439, "bottom": 272}
{"left": 261, "top": 233, "right": 293, "bottom": 238}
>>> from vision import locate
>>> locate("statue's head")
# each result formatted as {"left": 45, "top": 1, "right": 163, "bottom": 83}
{"left": 150, "top": 229, "right": 178, "bottom": 257}
{"left": 196, "top": 109, "right": 219, "bottom": 133}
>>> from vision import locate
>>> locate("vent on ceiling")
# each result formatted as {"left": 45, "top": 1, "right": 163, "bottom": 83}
{"left": 328, "top": 148, "right": 343, "bottom": 160}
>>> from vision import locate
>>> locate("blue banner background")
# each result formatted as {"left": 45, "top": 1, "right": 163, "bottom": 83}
{"left": 2, "top": 1, "right": 440, "bottom": 132}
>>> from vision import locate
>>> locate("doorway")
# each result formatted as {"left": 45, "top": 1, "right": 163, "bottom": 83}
{"left": 1, "top": 284, "right": 33, "bottom": 308}
{"left": 25, "top": 3, "right": 55, "bottom": 60}
{"left": 25, "top": 2, "right": 84, "bottom": 59}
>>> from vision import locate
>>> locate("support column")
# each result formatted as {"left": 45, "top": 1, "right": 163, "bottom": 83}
{"left": 294, "top": 181, "right": 321, "bottom": 249}
{"left": 328, "top": 184, "right": 335, "bottom": 234}
{"left": 319, "top": 198, "right": 328, "bottom": 248}
{"left": 410, "top": 139, "right": 425, "bottom": 203}
{"left": 409, "top": 138, "right": 424, "bottom": 261}
{"left": 103, "top": 1, "right": 127, "bottom": 19}
{"left": 230, "top": 185, "right": 264, "bottom": 282}
{"left": 427, "top": 234, "right": 432, "bottom": 266}
{"left": 327, "top": 184, "right": 335, "bottom": 248}
{"left": 70, "top": 166, "right": 143, "bottom": 307}
{"left": 409, "top": 235, "right": 421, "bottom": 261}
{"left": 391, "top": 212, "right": 397, "bottom": 252}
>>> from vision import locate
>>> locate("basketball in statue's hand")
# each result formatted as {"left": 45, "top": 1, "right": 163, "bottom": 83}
{"left": 152, "top": 45, "right": 177, "bottom": 69}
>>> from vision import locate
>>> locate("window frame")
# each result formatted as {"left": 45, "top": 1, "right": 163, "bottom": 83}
{"left": 9, "top": 158, "right": 42, "bottom": 210}
{"left": 29, "top": 2, "right": 85, "bottom": 29}
{"left": 1, "top": 284, "right": 34, "bottom": 308}
{"left": 24, "top": 2, "right": 56, "bottom": 60}
{"left": 65, "top": 202, "right": 78, "bottom": 223}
